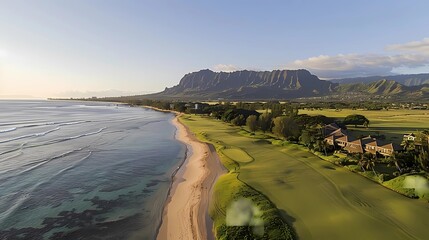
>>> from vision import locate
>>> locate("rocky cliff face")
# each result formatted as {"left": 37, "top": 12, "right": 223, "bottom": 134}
{"left": 158, "top": 69, "right": 337, "bottom": 99}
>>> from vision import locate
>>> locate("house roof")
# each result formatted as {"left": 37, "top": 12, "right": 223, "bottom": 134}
{"left": 326, "top": 123, "right": 339, "bottom": 129}
{"left": 328, "top": 128, "right": 348, "bottom": 138}
{"left": 336, "top": 135, "right": 354, "bottom": 142}
{"left": 323, "top": 123, "right": 340, "bottom": 136}
{"left": 344, "top": 139, "right": 364, "bottom": 153}
{"left": 379, "top": 143, "right": 402, "bottom": 151}
{"left": 324, "top": 135, "right": 335, "bottom": 141}
{"left": 361, "top": 136, "right": 376, "bottom": 145}
{"left": 365, "top": 138, "right": 385, "bottom": 147}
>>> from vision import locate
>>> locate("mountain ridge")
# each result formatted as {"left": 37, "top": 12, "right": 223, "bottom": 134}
{"left": 153, "top": 69, "right": 337, "bottom": 99}
{"left": 141, "top": 69, "right": 429, "bottom": 100}
{"left": 335, "top": 79, "right": 429, "bottom": 97}
{"left": 329, "top": 73, "right": 429, "bottom": 86}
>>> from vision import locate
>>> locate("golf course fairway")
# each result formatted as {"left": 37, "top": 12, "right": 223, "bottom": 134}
{"left": 181, "top": 115, "right": 429, "bottom": 240}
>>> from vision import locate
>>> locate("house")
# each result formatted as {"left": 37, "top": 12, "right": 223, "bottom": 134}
{"left": 322, "top": 123, "right": 401, "bottom": 157}
{"left": 363, "top": 137, "right": 384, "bottom": 155}
{"left": 377, "top": 143, "right": 402, "bottom": 157}
{"left": 322, "top": 123, "right": 340, "bottom": 137}
{"left": 324, "top": 128, "right": 348, "bottom": 147}
{"left": 325, "top": 135, "right": 336, "bottom": 146}
{"left": 344, "top": 139, "right": 364, "bottom": 154}
{"left": 335, "top": 135, "right": 354, "bottom": 147}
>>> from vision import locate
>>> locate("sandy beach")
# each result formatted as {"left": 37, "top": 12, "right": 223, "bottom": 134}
{"left": 156, "top": 113, "right": 225, "bottom": 240}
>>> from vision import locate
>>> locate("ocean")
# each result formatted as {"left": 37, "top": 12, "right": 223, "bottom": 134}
{"left": 0, "top": 100, "right": 186, "bottom": 239}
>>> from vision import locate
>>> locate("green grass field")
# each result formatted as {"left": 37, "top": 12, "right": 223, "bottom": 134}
{"left": 181, "top": 114, "right": 429, "bottom": 240}
{"left": 221, "top": 148, "right": 254, "bottom": 163}
{"left": 299, "top": 108, "right": 429, "bottom": 144}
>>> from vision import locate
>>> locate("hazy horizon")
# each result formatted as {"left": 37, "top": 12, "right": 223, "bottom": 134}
{"left": 1, "top": 1, "right": 429, "bottom": 98}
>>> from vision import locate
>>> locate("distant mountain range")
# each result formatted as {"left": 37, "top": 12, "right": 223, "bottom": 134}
{"left": 335, "top": 79, "right": 429, "bottom": 97}
{"left": 149, "top": 69, "right": 337, "bottom": 99}
{"left": 143, "top": 70, "right": 429, "bottom": 100}
{"left": 330, "top": 73, "right": 429, "bottom": 86}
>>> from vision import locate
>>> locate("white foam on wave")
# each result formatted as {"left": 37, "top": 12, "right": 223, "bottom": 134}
{"left": 57, "top": 120, "right": 89, "bottom": 126}
{"left": 0, "top": 127, "right": 17, "bottom": 133}
{"left": 0, "top": 151, "right": 23, "bottom": 163}
{"left": 0, "top": 142, "right": 26, "bottom": 156}
{"left": 0, "top": 127, "right": 61, "bottom": 144}
{"left": 63, "top": 127, "right": 106, "bottom": 141}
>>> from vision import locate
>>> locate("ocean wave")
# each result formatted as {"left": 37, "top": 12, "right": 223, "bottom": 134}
{"left": 21, "top": 120, "right": 88, "bottom": 128}
{"left": 0, "top": 127, "right": 17, "bottom": 133}
{"left": 0, "top": 151, "right": 23, "bottom": 163}
{"left": 0, "top": 120, "right": 89, "bottom": 130}
{"left": 57, "top": 120, "right": 90, "bottom": 126}
{"left": 52, "top": 127, "right": 106, "bottom": 143}
{"left": 50, "top": 151, "right": 92, "bottom": 179}
{"left": 17, "top": 147, "right": 89, "bottom": 175}
{"left": 0, "top": 143, "right": 26, "bottom": 156}
{"left": 0, "top": 127, "right": 104, "bottom": 155}
{"left": 0, "top": 127, "right": 61, "bottom": 144}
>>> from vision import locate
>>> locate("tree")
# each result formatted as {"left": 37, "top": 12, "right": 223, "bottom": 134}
{"left": 359, "top": 153, "right": 377, "bottom": 175}
{"left": 300, "top": 130, "right": 313, "bottom": 147}
{"left": 416, "top": 150, "right": 429, "bottom": 172}
{"left": 343, "top": 114, "right": 369, "bottom": 128}
{"left": 389, "top": 153, "right": 403, "bottom": 173}
{"left": 415, "top": 131, "right": 429, "bottom": 150}
{"left": 231, "top": 114, "right": 246, "bottom": 126}
{"left": 402, "top": 140, "right": 415, "bottom": 151}
{"left": 258, "top": 112, "right": 272, "bottom": 133}
{"left": 222, "top": 109, "right": 260, "bottom": 123}
{"left": 271, "top": 103, "right": 283, "bottom": 117}
{"left": 272, "top": 116, "right": 300, "bottom": 139}
{"left": 314, "top": 139, "right": 329, "bottom": 156}
{"left": 246, "top": 115, "right": 258, "bottom": 132}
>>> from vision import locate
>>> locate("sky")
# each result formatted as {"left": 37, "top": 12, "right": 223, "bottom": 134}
{"left": 1, "top": 0, "right": 429, "bottom": 98}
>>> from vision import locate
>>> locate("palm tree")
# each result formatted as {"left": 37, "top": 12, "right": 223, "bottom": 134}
{"left": 315, "top": 139, "right": 329, "bottom": 156}
{"left": 389, "top": 153, "right": 402, "bottom": 173}
{"left": 322, "top": 140, "right": 329, "bottom": 156}
{"left": 401, "top": 140, "right": 415, "bottom": 151}
{"left": 359, "top": 153, "right": 377, "bottom": 175}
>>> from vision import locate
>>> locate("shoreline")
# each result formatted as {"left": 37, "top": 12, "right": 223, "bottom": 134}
{"left": 150, "top": 109, "right": 225, "bottom": 240}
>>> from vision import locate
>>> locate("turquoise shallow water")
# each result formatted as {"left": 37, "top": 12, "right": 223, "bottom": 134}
{"left": 0, "top": 100, "right": 185, "bottom": 240}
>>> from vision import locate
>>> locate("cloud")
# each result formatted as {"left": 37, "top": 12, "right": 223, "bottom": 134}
{"left": 284, "top": 37, "right": 429, "bottom": 79}
{"left": 286, "top": 53, "right": 429, "bottom": 78}
{"left": 212, "top": 64, "right": 240, "bottom": 72}
{"left": 386, "top": 38, "right": 429, "bottom": 54}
